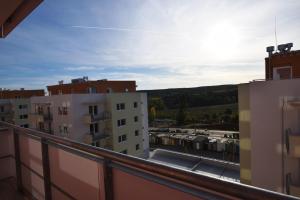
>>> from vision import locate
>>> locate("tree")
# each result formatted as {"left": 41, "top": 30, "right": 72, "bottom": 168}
{"left": 204, "top": 114, "right": 210, "bottom": 122}
{"left": 149, "top": 106, "right": 156, "bottom": 123}
{"left": 176, "top": 95, "right": 187, "bottom": 126}
{"left": 212, "top": 113, "right": 217, "bottom": 122}
{"left": 149, "top": 98, "right": 165, "bottom": 110}
{"left": 224, "top": 108, "right": 232, "bottom": 115}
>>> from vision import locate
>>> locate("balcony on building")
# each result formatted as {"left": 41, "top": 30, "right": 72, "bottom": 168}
{"left": 83, "top": 111, "right": 111, "bottom": 124}
{"left": 29, "top": 112, "right": 44, "bottom": 123}
{"left": 287, "top": 132, "right": 300, "bottom": 158}
{"left": 29, "top": 112, "right": 52, "bottom": 123}
{"left": 0, "top": 110, "right": 13, "bottom": 116}
{"left": 83, "top": 131, "right": 109, "bottom": 144}
{"left": 0, "top": 121, "right": 298, "bottom": 200}
{"left": 290, "top": 183, "right": 300, "bottom": 197}
{"left": 287, "top": 173, "right": 300, "bottom": 197}
{"left": 285, "top": 100, "right": 300, "bottom": 158}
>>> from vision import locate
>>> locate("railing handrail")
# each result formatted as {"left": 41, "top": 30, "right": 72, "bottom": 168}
{"left": 0, "top": 121, "right": 298, "bottom": 200}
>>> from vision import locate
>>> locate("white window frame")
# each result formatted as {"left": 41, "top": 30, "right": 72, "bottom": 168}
{"left": 117, "top": 119, "right": 126, "bottom": 127}
{"left": 273, "top": 66, "right": 292, "bottom": 80}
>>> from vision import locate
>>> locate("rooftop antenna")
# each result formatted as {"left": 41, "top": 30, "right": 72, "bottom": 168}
{"left": 275, "top": 16, "right": 278, "bottom": 52}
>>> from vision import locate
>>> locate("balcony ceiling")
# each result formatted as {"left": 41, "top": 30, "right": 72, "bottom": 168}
{"left": 0, "top": 0, "right": 43, "bottom": 38}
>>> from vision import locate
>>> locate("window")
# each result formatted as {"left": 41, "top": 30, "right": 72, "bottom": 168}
{"left": 273, "top": 66, "right": 292, "bottom": 80}
{"left": 95, "top": 123, "right": 98, "bottom": 133}
{"left": 58, "top": 106, "right": 68, "bottom": 115}
{"left": 90, "top": 123, "right": 99, "bottom": 133}
{"left": 1, "top": 117, "right": 5, "bottom": 121}
{"left": 118, "top": 134, "right": 127, "bottom": 143}
{"left": 19, "top": 114, "right": 28, "bottom": 119}
{"left": 58, "top": 107, "right": 62, "bottom": 115}
{"left": 63, "top": 126, "right": 68, "bottom": 134}
{"left": 0, "top": 106, "right": 4, "bottom": 112}
{"left": 88, "top": 87, "right": 97, "bottom": 94}
{"left": 117, "top": 119, "right": 126, "bottom": 127}
{"left": 21, "top": 124, "right": 29, "bottom": 128}
{"left": 120, "top": 150, "right": 127, "bottom": 154}
{"left": 59, "top": 125, "right": 63, "bottom": 134}
{"left": 136, "top": 144, "right": 140, "bottom": 150}
{"left": 116, "top": 103, "right": 125, "bottom": 110}
{"left": 135, "top": 130, "right": 139, "bottom": 136}
{"left": 18, "top": 104, "right": 28, "bottom": 109}
{"left": 92, "top": 141, "right": 100, "bottom": 147}
{"left": 63, "top": 107, "right": 68, "bottom": 115}
{"left": 134, "top": 102, "right": 138, "bottom": 108}
{"left": 134, "top": 116, "right": 138, "bottom": 122}
{"left": 59, "top": 125, "right": 69, "bottom": 136}
{"left": 89, "top": 105, "right": 98, "bottom": 115}
{"left": 37, "top": 106, "right": 43, "bottom": 114}
{"left": 89, "top": 106, "right": 93, "bottom": 115}
{"left": 39, "top": 122, "right": 44, "bottom": 130}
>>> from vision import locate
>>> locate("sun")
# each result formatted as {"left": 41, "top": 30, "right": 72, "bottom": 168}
{"left": 203, "top": 21, "right": 242, "bottom": 60}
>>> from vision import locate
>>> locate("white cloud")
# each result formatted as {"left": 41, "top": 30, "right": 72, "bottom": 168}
{"left": 65, "top": 66, "right": 102, "bottom": 71}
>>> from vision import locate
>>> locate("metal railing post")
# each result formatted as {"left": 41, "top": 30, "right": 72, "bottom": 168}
{"left": 13, "top": 129, "right": 23, "bottom": 193}
{"left": 103, "top": 159, "right": 113, "bottom": 200}
{"left": 41, "top": 138, "right": 52, "bottom": 200}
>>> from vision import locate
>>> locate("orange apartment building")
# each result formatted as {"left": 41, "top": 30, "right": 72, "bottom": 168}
{"left": 265, "top": 43, "right": 300, "bottom": 80}
{"left": 0, "top": 89, "right": 44, "bottom": 99}
{"left": 0, "top": 89, "right": 44, "bottom": 127}
{"left": 47, "top": 77, "right": 137, "bottom": 95}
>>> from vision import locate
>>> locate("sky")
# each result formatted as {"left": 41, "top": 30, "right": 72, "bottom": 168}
{"left": 1, "top": 0, "right": 300, "bottom": 90}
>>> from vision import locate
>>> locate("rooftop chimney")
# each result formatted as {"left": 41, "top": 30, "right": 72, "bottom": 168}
{"left": 277, "top": 43, "right": 293, "bottom": 53}
{"left": 266, "top": 46, "right": 275, "bottom": 56}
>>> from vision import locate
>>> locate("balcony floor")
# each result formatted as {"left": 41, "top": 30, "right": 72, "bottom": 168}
{"left": 0, "top": 177, "right": 24, "bottom": 200}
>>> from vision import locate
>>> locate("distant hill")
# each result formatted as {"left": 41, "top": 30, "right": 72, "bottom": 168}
{"left": 139, "top": 84, "right": 238, "bottom": 109}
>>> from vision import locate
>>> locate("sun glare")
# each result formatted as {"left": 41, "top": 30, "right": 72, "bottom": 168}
{"left": 203, "top": 21, "right": 242, "bottom": 60}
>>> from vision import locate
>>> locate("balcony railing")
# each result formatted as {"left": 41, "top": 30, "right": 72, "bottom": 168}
{"left": 290, "top": 183, "right": 300, "bottom": 197}
{"left": 83, "top": 112, "right": 111, "bottom": 124}
{"left": 0, "top": 121, "right": 298, "bottom": 200}
{"left": 29, "top": 113, "right": 53, "bottom": 123}
{"left": 83, "top": 132, "right": 109, "bottom": 144}
{"left": 29, "top": 113, "right": 44, "bottom": 122}
{"left": 287, "top": 132, "right": 300, "bottom": 158}
{"left": 287, "top": 173, "right": 300, "bottom": 197}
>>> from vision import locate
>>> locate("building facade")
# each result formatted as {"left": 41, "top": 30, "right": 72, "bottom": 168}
{"left": 30, "top": 93, "right": 149, "bottom": 158}
{"left": 239, "top": 45, "right": 300, "bottom": 197}
{"left": 265, "top": 43, "right": 300, "bottom": 80}
{"left": 47, "top": 77, "right": 136, "bottom": 95}
{"left": 0, "top": 89, "right": 44, "bottom": 127}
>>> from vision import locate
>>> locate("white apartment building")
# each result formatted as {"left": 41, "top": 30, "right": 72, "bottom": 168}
{"left": 0, "top": 98, "right": 31, "bottom": 128}
{"left": 30, "top": 93, "right": 149, "bottom": 158}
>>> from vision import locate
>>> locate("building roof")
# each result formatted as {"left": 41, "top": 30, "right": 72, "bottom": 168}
{"left": 149, "top": 149, "right": 240, "bottom": 182}
{"left": 47, "top": 78, "right": 137, "bottom": 95}
{"left": 0, "top": 89, "right": 44, "bottom": 99}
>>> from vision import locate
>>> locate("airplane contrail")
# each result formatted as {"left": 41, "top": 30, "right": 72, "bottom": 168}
{"left": 70, "top": 25, "right": 185, "bottom": 37}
